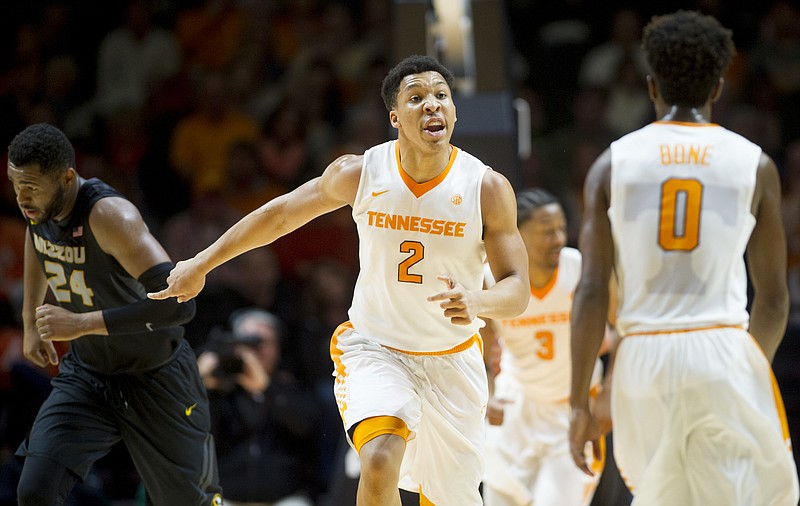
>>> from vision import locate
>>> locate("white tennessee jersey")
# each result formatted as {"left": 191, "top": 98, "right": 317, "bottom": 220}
{"left": 609, "top": 121, "right": 761, "bottom": 336}
{"left": 491, "top": 247, "right": 601, "bottom": 402}
{"left": 349, "top": 140, "right": 487, "bottom": 352}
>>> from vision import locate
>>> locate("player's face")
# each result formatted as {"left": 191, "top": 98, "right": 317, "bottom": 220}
{"left": 7, "top": 162, "right": 68, "bottom": 224}
{"left": 391, "top": 71, "right": 456, "bottom": 149}
{"left": 519, "top": 203, "right": 567, "bottom": 270}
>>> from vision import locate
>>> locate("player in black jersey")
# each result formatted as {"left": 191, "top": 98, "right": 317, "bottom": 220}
{"left": 7, "top": 123, "right": 223, "bottom": 505}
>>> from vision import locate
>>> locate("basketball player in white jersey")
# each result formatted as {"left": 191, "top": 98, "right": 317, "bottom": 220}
{"left": 481, "top": 188, "right": 609, "bottom": 506}
{"left": 149, "top": 54, "right": 530, "bottom": 506}
{"left": 569, "top": 10, "right": 799, "bottom": 506}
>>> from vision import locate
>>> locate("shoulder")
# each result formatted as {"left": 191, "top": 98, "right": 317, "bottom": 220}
{"left": 480, "top": 168, "right": 516, "bottom": 209}
{"left": 90, "top": 196, "right": 141, "bottom": 222}
{"left": 559, "top": 247, "right": 582, "bottom": 275}
{"left": 585, "top": 148, "right": 612, "bottom": 199}
{"left": 753, "top": 151, "right": 781, "bottom": 214}
{"left": 88, "top": 196, "right": 147, "bottom": 240}
{"left": 561, "top": 246, "right": 582, "bottom": 264}
{"left": 756, "top": 151, "right": 778, "bottom": 176}
{"left": 559, "top": 247, "right": 583, "bottom": 286}
{"left": 329, "top": 153, "right": 364, "bottom": 172}
{"left": 325, "top": 153, "right": 363, "bottom": 184}
{"left": 320, "top": 153, "right": 364, "bottom": 206}
{"left": 480, "top": 167, "right": 514, "bottom": 198}
{"left": 479, "top": 168, "right": 517, "bottom": 230}
{"left": 715, "top": 124, "right": 760, "bottom": 148}
{"left": 454, "top": 146, "right": 486, "bottom": 167}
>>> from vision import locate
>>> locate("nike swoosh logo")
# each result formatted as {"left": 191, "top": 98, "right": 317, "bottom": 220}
{"left": 185, "top": 403, "right": 197, "bottom": 416}
{"left": 145, "top": 322, "right": 154, "bottom": 332}
{"left": 371, "top": 190, "right": 390, "bottom": 197}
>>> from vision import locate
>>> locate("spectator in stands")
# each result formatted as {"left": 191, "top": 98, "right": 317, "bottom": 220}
{"left": 94, "top": 0, "right": 182, "bottom": 120}
{"left": 169, "top": 68, "right": 260, "bottom": 197}
{"left": 198, "top": 308, "right": 317, "bottom": 506}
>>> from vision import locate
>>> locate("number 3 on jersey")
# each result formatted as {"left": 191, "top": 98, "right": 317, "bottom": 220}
{"left": 659, "top": 178, "right": 703, "bottom": 251}
{"left": 535, "top": 330, "right": 554, "bottom": 360}
{"left": 44, "top": 260, "right": 95, "bottom": 306}
{"left": 398, "top": 240, "right": 424, "bottom": 283}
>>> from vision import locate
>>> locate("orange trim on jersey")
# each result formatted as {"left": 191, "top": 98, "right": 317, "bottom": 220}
{"left": 745, "top": 333, "right": 792, "bottom": 449}
{"left": 330, "top": 321, "right": 353, "bottom": 377}
{"left": 419, "top": 488, "right": 436, "bottom": 505}
{"left": 352, "top": 415, "right": 411, "bottom": 454}
{"left": 622, "top": 324, "right": 745, "bottom": 338}
{"left": 384, "top": 334, "right": 482, "bottom": 356}
{"left": 653, "top": 120, "right": 720, "bottom": 127}
{"left": 396, "top": 141, "right": 458, "bottom": 198}
{"left": 330, "top": 321, "right": 354, "bottom": 419}
{"left": 770, "top": 369, "right": 793, "bottom": 448}
{"left": 530, "top": 267, "right": 558, "bottom": 299}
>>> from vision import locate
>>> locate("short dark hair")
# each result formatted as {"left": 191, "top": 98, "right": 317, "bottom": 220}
{"left": 516, "top": 188, "right": 560, "bottom": 227}
{"left": 642, "top": 10, "right": 736, "bottom": 107}
{"left": 8, "top": 123, "right": 75, "bottom": 176}
{"left": 380, "top": 54, "right": 455, "bottom": 111}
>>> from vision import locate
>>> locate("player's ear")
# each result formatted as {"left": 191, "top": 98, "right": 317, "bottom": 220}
{"left": 389, "top": 110, "right": 400, "bottom": 128}
{"left": 710, "top": 77, "right": 724, "bottom": 103}
{"left": 646, "top": 75, "right": 658, "bottom": 103}
{"left": 63, "top": 167, "right": 78, "bottom": 186}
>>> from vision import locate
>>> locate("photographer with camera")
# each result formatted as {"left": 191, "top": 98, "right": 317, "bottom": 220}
{"left": 197, "top": 308, "right": 318, "bottom": 506}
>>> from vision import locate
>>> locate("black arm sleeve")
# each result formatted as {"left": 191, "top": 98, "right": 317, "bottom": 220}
{"left": 102, "top": 262, "right": 196, "bottom": 335}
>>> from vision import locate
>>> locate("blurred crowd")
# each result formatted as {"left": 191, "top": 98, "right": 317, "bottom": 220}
{"left": 0, "top": 0, "right": 798, "bottom": 504}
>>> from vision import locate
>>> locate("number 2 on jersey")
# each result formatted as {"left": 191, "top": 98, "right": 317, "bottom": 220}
{"left": 658, "top": 178, "right": 703, "bottom": 251}
{"left": 398, "top": 240, "right": 424, "bottom": 283}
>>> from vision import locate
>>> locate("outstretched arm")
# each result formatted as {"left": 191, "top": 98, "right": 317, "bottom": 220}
{"left": 149, "top": 154, "right": 362, "bottom": 302}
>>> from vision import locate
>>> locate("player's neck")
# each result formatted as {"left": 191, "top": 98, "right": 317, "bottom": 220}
{"left": 53, "top": 175, "right": 83, "bottom": 223}
{"left": 397, "top": 142, "right": 453, "bottom": 183}
{"left": 529, "top": 266, "right": 556, "bottom": 290}
{"left": 658, "top": 104, "right": 712, "bottom": 124}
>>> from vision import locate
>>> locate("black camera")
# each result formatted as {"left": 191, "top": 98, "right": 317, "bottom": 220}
{"left": 205, "top": 327, "right": 262, "bottom": 388}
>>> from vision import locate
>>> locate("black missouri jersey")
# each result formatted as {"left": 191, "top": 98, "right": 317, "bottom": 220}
{"left": 29, "top": 178, "right": 182, "bottom": 373}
